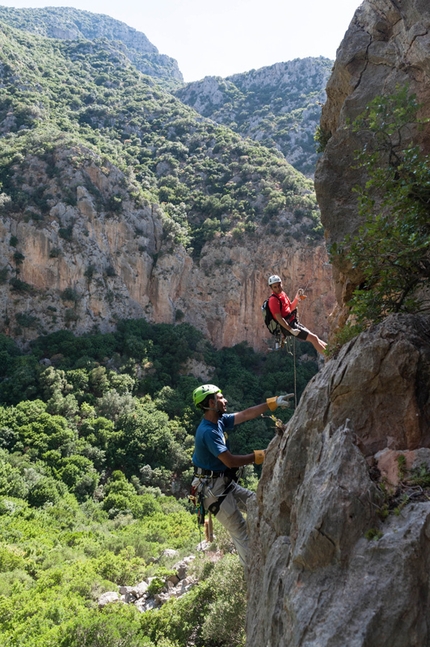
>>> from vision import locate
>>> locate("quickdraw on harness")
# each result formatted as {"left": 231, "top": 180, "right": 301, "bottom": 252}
{"left": 190, "top": 478, "right": 215, "bottom": 542}
{"left": 189, "top": 467, "right": 241, "bottom": 542}
{"left": 189, "top": 483, "right": 206, "bottom": 526}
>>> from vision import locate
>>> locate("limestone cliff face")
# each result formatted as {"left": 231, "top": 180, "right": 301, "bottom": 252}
{"left": 314, "top": 0, "right": 430, "bottom": 328}
{"left": 1, "top": 146, "right": 333, "bottom": 351}
{"left": 247, "top": 314, "right": 430, "bottom": 647}
{"left": 183, "top": 237, "right": 333, "bottom": 351}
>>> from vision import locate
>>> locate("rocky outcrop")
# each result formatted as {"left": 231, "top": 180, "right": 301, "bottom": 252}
{"left": 1, "top": 146, "right": 333, "bottom": 352}
{"left": 247, "top": 313, "right": 430, "bottom": 646}
{"left": 314, "top": 0, "right": 430, "bottom": 328}
{"left": 98, "top": 555, "right": 197, "bottom": 613}
{"left": 245, "top": 5, "right": 430, "bottom": 642}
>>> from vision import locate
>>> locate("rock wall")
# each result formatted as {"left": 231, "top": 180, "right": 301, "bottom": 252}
{"left": 0, "top": 147, "right": 333, "bottom": 352}
{"left": 246, "top": 1, "right": 430, "bottom": 643}
{"left": 247, "top": 314, "right": 430, "bottom": 647}
{"left": 314, "top": 0, "right": 430, "bottom": 328}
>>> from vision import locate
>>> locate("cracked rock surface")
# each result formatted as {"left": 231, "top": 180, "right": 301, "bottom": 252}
{"left": 246, "top": 314, "right": 430, "bottom": 647}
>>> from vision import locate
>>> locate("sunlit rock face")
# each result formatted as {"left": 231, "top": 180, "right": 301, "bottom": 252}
{"left": 0, "top": 147, "right": 333, "bottom": 351}
{"left": 315, "top": 0, "right": 430, "bottom": 329}
{"left": 247, "top": 313, "right": 430, "bottom": 647}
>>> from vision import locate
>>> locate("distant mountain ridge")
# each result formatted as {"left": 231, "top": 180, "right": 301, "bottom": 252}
{"left": 176, "top": 57, "right": 333, "bottom": 176}
{"left": 0, "top": 5, "right": 331, "bottom": 176}
{"left": 0, "top": 5, "right": 183, "bottom": 87}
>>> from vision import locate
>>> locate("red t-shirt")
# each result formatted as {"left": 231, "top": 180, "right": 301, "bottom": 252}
{"left": 268, "top": 291, "right": 298, "bottom": 318}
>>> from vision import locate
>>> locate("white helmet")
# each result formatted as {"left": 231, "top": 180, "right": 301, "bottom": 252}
{"left": 268, "top": 274, "right": 282, "bottom": 286}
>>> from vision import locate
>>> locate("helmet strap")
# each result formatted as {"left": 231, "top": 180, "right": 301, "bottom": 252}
{"left": 202, "top": 396, "right": 220, "bottom": 414}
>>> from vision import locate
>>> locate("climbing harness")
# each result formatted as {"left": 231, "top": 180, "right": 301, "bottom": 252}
{"left": 262, "top": 295, "right": 299, "bottom": 341}
{"left": 189, "top": 467, "right": 241, "bottom": 542}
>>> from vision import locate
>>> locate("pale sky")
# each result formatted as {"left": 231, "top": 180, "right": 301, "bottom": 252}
{"left": 0, "top": 0, "right": 362, "bottom": 81}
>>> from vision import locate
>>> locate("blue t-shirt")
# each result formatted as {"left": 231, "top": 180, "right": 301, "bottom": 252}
{"left": 192, "top": 414, "right": 235, "bottom": 471}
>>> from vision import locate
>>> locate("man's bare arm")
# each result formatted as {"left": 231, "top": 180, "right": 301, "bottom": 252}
{"left": 274, "top": 312, "right": 294, "bottom": 333}
{"left": 217, "top": 450, "right": 255, "bottom": 468}
{"left": 234, "top": 402, "right": 269, "bottom": 426}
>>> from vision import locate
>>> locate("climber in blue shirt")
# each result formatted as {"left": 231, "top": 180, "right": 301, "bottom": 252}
{"left": 191, "top": 384, "right": 292, "bottom": 565}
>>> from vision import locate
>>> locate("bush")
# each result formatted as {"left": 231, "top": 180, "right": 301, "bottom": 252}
{"left": 140, "top": 554, "right": 246, "bottom": 647}
{"left": 28, "top": 476, "right": 66, "bottom": 506}
{"left": 61, "top": 287, "right": 80, "bottom": 303}
{"left": 95, "top": 547, "right": 146, "bottom": 586}
{"left": 0, "top": 455, "right": 28, "bottom": 498}
{"left": 58, "top": 605, "right": 149, "bottom": 647}
{"left": 9, "top": 277, "right": 34, "bottom": 294}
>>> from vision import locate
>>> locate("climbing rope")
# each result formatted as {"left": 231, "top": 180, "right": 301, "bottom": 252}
{"left": 280, "top": 334, "right": 298, "bottom": 408}
{"left": 293, "top": 336, "right": 297, "bottom": 408}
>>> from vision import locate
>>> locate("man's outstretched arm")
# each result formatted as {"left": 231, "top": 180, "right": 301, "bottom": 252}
{"left": 234, "top": 402, "right": 269, "bottom": 425}
{"left": 233, "top": 395, "right": 293, "bottom": 425}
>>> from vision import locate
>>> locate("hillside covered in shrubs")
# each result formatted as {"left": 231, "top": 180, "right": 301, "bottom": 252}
{"left": 0, "top": 320, "right": 318, "bottom": 646}
{"left": 0, "top": 18, "right": 320, "bottom": 260}
{"left": 176, "top": 57, "right": 332, "bottom": 176}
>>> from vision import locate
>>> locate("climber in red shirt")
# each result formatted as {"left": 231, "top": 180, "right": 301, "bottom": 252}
{"left": 267, "top": 274, "right": 327, "bottom": 355}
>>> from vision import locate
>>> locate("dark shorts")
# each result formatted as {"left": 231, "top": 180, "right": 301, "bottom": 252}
{"left": 283, "top": 323, "right": 309, "bottom": 341}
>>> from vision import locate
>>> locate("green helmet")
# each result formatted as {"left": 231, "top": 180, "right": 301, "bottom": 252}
{"left": 192, "top": 384, "right": 221, "bottom": 407}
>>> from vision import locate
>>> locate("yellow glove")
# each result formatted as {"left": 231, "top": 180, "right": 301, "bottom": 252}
{"left": 266, "top": 396, "right": 278, "bottom": 411}
{"left": 266, "top": 394, "right": 294, "bottom": 411}
{"left": 254, "top": 449, "right": 266, "bottom": 464}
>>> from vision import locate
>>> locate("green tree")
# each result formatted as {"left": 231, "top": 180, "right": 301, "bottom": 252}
{"left": 336, "top": 87, "right": 430, "bottom": 326}
{"left": 101, "top": 470, "right": 162, "bottom": 519}
{"left": 28, "top": 475, "right": 66, "bottom": 506}
{"left": 0, "top": 451, "right": 28, "bottom": 498}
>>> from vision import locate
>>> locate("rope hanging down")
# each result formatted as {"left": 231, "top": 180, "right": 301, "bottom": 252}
{"left": 281, "top": 335, "right": 298, "bottom": 408}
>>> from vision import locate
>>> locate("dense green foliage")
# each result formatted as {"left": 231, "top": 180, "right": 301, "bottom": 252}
{"left": 331, "top": 88, "right": 430, "bottom": 329}
{"left": 176, "top": 58, "right": 332, "bottom": 176}
{"left": 0, "top": 490, "right": 245, "bottom": 647}
{"left": 0, "top": 320, "right": 318, "bottom": 646}
{"left": 139, "top": 553, "right": 247, "bottom": 647}
{"left": 0, "top": 20, "right": 321, "bottom": 261}
{"left": 0, "top": 319, "right": 317, "bottom": 492}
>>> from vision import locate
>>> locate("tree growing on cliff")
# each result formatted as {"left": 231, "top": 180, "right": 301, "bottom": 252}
{"left": 336, "top": 87, "right": 430, "bottom": 326}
